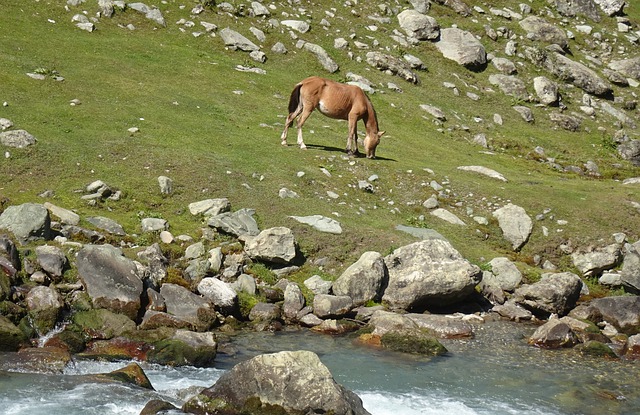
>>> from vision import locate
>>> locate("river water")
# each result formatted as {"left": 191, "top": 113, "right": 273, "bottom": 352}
{"left": 0, "top": 320, "right": 638, "bottom": 415}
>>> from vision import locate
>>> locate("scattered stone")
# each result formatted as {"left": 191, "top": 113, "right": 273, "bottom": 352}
{"left": 434, "top": 28, "right": 487, "bottom": 70}
{"left": 457, "top": 166, "right": 507, "bottom": 182}
{"left": 289, "top": 215, "right": 342, "bottom": 234}
{"left": 492, "top": 203, "right": 532, "bottom": 251}
{"left": 0, "top": 129, "right": 37, "bottom": 148}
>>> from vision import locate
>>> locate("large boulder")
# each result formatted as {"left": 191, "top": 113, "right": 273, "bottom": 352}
{"left": 0, "top": 203, "right": 51, "bottom": 245}
{"left": 488, "top": 74, "right": 529, "bottom": 101}
{"left": 579, "top": 296, "right": 640, "bottom": 334}
{"left": 608, "top": 57, "right": 640, "bottom": 81}
{"left": 332, "top": 251, "right": 387, "bottom": 306}
{"left": 482, "top": 257, "right": 522, "bottom": 292}
{"left": 183, "top": 350, "right": 371, "bottom": 415}
{"left": 219, "top": 27, "right": 259, "bottom": 51}
{"left": 553, "top": 0, "right": 602, "bottom": 21}
{"left": 513, "top": 272, "right": 582, "bottom": 317}
{"left": 526, "top": 48, "right": 612, "bottom": 97}
{"left": 242, "top": 227, "right": 297, "bottom": 264}
{"left": 76, "top": 245, "right": 143, "bottom": 320}
{"left": 313, "top": 294, "right": 353, "bottom": 318}
{"left": 208, "top": 208, "right": 259, "bottom": 237}
{"left": 0, "top": 129, "right": 37, "bottom": 148}
{"left": 492, "top": 203, "right": 532, "bottom": 251}
{"left": 519, "top": 16, "right": 569, "bottom": 50}
{"left": 382, "top": 239, "right": 482, "bottom": 311}
{"left": 300, "top": 41, "right": 339, "bottom": 74}
{"left": 571, "top": 243, "right": 622, "bottom": 277}
{"left": 0, "top": 315, "right": 28, "bottom": 351}
{"left": 366, "top": 51, "right": 419, "bottom": 84}
{"left": 434, "top": 27, "right": 487, "bottom": 70}
{"left": 397, "top": 10, "right": 439, "bottom": 40}
{"left": 160, "top": 283, "right": 217, "bottom": 332}
{"left": 148, "top": 330, "right": 217, "bottom": 367}
{"left": 593, "top": 0, "right": 626, "bottom": 16}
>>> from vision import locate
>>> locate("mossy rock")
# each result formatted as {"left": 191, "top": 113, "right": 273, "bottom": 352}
{"left": 44, "top": 328, "right": 86, "bottom": 353}
{"left": 70, "top": 308, "right": 136, "bottom": 340}
{"left": 148, "top": 338, "right": 216, "bottom": 367}
{"left": 96, "top": 362, "right": 154, "bottom": 389}
{"left": 0, "top": 272, "right": 10, "bottom": 301}
{"left": 578, "top": 341, "right": 618, "bottom": 359}
{"left": 0, "top": 315, "right": 28, "bottom": 351}
{"left": 183, "top": 394, "right": 234, "bottom": 414}
{"left": 381, "top": 329, "right": 448, "bottom": 356}
{"left": 0, "top": 301, "right": 26, "bottom": 325}
{"left": 140, "top": 399, "right": 179, "bottom": 415}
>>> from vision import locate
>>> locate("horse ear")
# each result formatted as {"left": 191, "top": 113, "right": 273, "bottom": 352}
{"left": 378, "top": 131, "right": 385, "bottom": 138}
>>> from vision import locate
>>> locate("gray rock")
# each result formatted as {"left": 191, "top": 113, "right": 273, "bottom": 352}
{"left": 304, "top": 275, "right": 332, "bottom": 295}
{"left": 513, "top": 105, "right": 534, "bottom": 122}
{"left": 526, "top": 48, "right": 612, "bottom": 97}
{"left": 141, "top": 218, "right": 168, "bottom": 232}
{"left": 484, "top": 257, "right": 522, "bottom": 292}
{"left": 549, "top": 112, "right": 582, "bottom": 132}
{"left": 186, "top": 351, "right": 370, "bottom": 415}
{"left": 492, "top": 203, "right": 532, "bottom": 251}
{"left": 533, "top": 76, "right": 559, "bottom": 105}
{"left": 621, "top": 243, "right": 640, "bottom": 293}
{"left": 86, "top": 216, "right": 125, "bottom": 236}
{"left": 0, "top": 203, "right": 51, "bottom": 245}
{"left": 299, "top": 41, "right": 339, "bottom": 73}
{"left": 618, "top": 140, "right": 640, "bottom": 166}
{"left": 271, "top": 42, "right": 287, "bottom": 54}
{"left": 600, "top": 102, "right": 636, "bottom": 128}
{"left": 489, "top": 74, "right": 528, "bottom": 101}
{"left": 44, "top": 202, "right": 80, "bottom": 225}
{"left": 434, "top": 28, "right": 487, "bottom": 70}
{"left": 492, "top": 300, "right": 534, "bottom": 321}
{"left": 571, "top": 243, "right": 622, "bottom": 277}
{"left": 457, "top": 165, "right": 507, "bottom": 182}
{"left": 593, "top": 0, "right": 626, "bottom": 16}
{"left": 397, "top": 10, "right": 439, "bottom": 41}
{"left": 26, "top": 285, "right": 64, "bottom": 335}
{"left": 519, "top": 16, "right": 568, "bottom": 50}
{"left": 281, "top": 20, "right": 310, "bottom": 33}
{"left": 189, "top": 198, "right": 231, "bottom": 217}
{"left": 157, "top": 176, "right": 172, "bottom": 195}
{"left": 0, "top": 315, "right": 27, "bottom": 351}
{"left": 250, "top": 1, "right": 270, "bottom": 16}
{"left": 430, "top": 208, "right": 466, "bottom": 226}
{"left": 529, "top": 318, "right": 579, "bottom": 349}
{"left": 198, "top": 277, "right": 237, "bottom": 314}
{"left": 35, "top": 245, "right": 67, "bottom": 280}
{"left": 382, "top": 239, "right": 482, "bottom": 310}
{"left": 249, "top": 303, "right": 282, "bottom": 326}
{"left": 492, "top": 57, "right": 517, "bottom": 74}
{"left": 513, "top": 272, "right": 582, "bottom": 317}
{"left": 332, "top": 252, "right": 387, "bottom": 306}
{"left": 432, "top": 0, "right": 472, "bottom": 15}
{"left": 283, "top": 283, "right": 305, "bottom": 320}
{"left": 406, "top": 313, "right": 474, "bottom": 338}
{"left": 136, "top": 243, "right": 168, "bottom": 288}
{"left": 220, "top": 27, "right": 259, "bottom": 51}
{"left": 289, "top": 215, "right": 342, "bottom": 234}
{"left": 76, "top": 244, "right": 143, "bottom": 319}
{"left": 160, "top": 283, "right": 216, "bottom": 331}
{"left": 0, "top": 118, "right": 14, "bottom": 130}
{"left": 313, "top": 294, "right": 353, "bottom": 318}
{"left": 409, "top": 0, "right": 431, "bottom": 14}
{"left": 208, "top": 208, "right": 259, "bottom": 237}
{"left": 366, "top": 51, "right": 419, "bottom": 84}
{"left": 553, "top": 0, "right": 601, "bottom": 22}
{"left": 243, "top": 227, "right": 297, "bottom": 264}
{"left": 419, "top": 104, "right": 446, "bottom": 120}
{"left": 233, "top": 273, "right": 256, "bottom": 295}
{"left": 579, "top": 296, "right": 640, "bottom": 334}
{"left": 0, "top": 129, "right": 37, "bottom": 148}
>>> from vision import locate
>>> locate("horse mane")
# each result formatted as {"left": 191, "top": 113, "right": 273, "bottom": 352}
{"left": 363, "top": 93, "right": 379, "bottom": 131}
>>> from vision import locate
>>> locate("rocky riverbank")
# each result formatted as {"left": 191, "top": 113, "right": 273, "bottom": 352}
{"left": 1, "top": 192, "right": 639, "bottom": 414}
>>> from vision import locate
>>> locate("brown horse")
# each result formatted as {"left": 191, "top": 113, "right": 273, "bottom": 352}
{"left": 280, "top": 76, "right": 384, "bottom": 159}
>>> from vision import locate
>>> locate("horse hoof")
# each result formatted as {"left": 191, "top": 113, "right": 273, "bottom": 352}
{"left": 281, "top": 141, "right": 288, "bottom": 146}
{"left": 300, "top": 145, "right": 307, "bottom": 150}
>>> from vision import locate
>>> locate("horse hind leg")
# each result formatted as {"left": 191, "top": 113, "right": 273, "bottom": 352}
{"left": 295, "top": 107, "right": 314, "bottom": 149}
{"left": 346, "top": 117, "right": 359, "bottom": 156}
{"left": 281, "top": 106, "right": 303, "bottom": 146}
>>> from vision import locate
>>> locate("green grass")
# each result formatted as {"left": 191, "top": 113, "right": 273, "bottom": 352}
{"left": 1, "top": 0, "right": 639, "bottom": 278}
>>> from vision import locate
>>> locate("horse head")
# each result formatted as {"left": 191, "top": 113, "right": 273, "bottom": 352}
{"left": 364, "top": 131, "right": 385, "bottom": 159}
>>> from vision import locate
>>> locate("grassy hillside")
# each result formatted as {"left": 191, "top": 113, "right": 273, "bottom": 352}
{"left": 1, "top": 0, "right": 639, "bottom": 279}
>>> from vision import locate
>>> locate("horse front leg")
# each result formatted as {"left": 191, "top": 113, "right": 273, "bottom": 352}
{"left": 346, "top": 117, "right": 359, "bottom": 156}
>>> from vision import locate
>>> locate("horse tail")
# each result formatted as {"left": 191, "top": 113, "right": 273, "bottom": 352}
{"left": 288, "top": 83, "right": 303, "bottom": 114}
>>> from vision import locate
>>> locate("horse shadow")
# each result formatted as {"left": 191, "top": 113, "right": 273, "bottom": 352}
{"left": 304, "top": 144, "right": 397, "bottom": 162}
